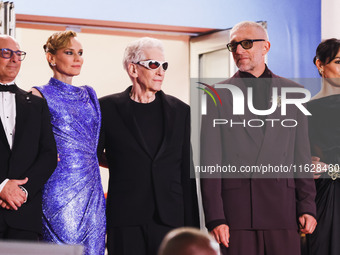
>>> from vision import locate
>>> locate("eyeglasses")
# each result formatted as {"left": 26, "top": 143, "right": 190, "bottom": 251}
{"left": 0, "top": 48, "right": 26, "bottom": 61}
{"left": 136, "top": 60, "right": 168, "bottom": 71}
{"left": 226, "top": 39, "right": 265, "bottom": 52}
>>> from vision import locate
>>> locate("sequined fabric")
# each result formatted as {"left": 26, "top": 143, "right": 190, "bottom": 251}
{"left": 35, "top": 78, "right": 106, "bottom": 255}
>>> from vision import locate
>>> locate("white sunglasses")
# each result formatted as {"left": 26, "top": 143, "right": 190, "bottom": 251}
{"left": 135, "top": 60, "right": 168, "bottom": 71}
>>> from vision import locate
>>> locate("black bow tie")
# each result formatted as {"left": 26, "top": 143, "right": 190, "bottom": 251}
{"left": 0, "top": 84, "right": 18, "bottom": 93}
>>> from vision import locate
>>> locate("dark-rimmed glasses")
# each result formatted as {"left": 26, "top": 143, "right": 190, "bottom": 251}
{"left": 0, "top": 48, "right": 26, "bottom": 61}
{"left": 136, "top": 60, "right": 168, "bottom": 71}
{"left": 226, "top": 39, "right": 265, "bottom": 52}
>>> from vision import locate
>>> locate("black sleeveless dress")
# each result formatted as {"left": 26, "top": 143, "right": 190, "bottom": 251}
{"left": 306, "top": 95, "right": 340, "bottom": 255}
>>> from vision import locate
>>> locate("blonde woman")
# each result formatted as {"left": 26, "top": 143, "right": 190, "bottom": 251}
{"left": 31, "top": 31, "right": 105, "bottom": 255}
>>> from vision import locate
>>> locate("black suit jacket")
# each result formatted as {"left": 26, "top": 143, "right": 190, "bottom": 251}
{"left": 0, "top": 87, "right": 57, "bottom": 233}
{"left": 200, "top": 70, "right": 316, "bottom": 231}
{"left": 98, "top": 87, "right": 199, "bottom": 228}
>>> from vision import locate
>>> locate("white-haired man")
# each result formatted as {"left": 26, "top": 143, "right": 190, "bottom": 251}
{"left": 98, "top": 37, "right": 199, "bottom": 255}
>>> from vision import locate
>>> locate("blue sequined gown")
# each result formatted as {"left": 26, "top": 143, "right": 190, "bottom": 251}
{"left": 35, "top": 78, "right": 106, "bottom": 255}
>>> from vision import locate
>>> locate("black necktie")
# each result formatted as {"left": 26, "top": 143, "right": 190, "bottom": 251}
{"left": 0, "top": 84, "right": 18, "bottom": 93}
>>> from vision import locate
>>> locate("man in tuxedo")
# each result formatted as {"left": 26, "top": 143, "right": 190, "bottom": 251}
{"left": 98, "top": 37, "right": 199, "bottom": 255}
{"left": 200, "top": 21, "right": 317, "bottom": 255}
{"left": 0, "top": 35, "right": 57, "bottom": 240}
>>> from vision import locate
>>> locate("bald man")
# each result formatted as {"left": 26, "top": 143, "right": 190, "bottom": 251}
{"left": 200, "top": 21, "right": 316, "bottom": 255}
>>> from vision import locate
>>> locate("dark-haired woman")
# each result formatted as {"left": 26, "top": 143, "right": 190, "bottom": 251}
{"left": 307, "top": 38, "right": 340, "bottom": 255}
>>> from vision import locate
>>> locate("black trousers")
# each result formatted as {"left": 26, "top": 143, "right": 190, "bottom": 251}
{"left": 107, "top": 219, "right": 173, "bottom": 255}
{"left": 0, "top": 216, "right": 39, "bottom": 241}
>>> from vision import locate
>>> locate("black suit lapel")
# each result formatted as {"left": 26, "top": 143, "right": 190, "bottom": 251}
{"left": 116, "top": 88, "right": 176, "bottom": 160}
{"left": 11, "top": 90, "right": 31, "bottom": 153}
{"left": 0, "top": 117, "right": 10, "bottom": 149}
{"left": 154, "top": 91, "right": 175, "bottom": 160}
{"left": 257, "top": 77, "right": 283, "bottom": 162}
{"left": 116, "top": 87, "right": 153, "bottom": 158}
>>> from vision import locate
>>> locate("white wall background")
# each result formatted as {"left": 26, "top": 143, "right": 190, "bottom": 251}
{"left": 321, "top": 0, "right": 340, "bottom": 39}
